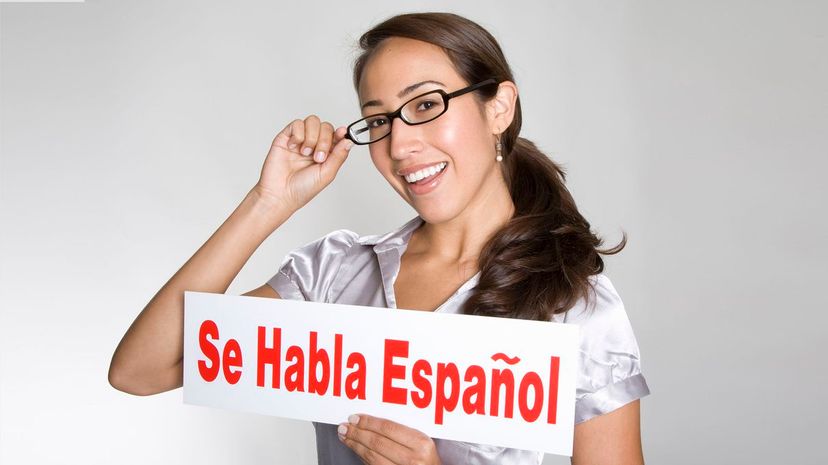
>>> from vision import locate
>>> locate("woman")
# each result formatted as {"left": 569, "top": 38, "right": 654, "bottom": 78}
{"left": 109, "top": 12, "right": 650, "bottom": 465}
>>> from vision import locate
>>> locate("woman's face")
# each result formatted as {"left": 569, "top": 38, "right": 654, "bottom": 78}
{"left": 357, "top": 37, "right": 505, "bottom": 225}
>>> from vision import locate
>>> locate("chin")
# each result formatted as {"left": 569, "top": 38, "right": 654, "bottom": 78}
{"left": 390, "top": 178, "right": 463, "bottom": 225}
{"left": 411, "top": 201, "right": 462, "bottom": 225}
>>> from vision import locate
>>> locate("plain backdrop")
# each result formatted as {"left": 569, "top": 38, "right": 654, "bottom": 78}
{"left": 1, "top": 1, "right": 826, "bottom": 464}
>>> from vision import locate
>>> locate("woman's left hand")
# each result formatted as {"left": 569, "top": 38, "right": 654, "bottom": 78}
{"left": 338, "top": 413, "right": 442, "bottom": 465}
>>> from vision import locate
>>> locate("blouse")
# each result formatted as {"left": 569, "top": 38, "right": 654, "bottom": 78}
{"left": 267, "top": 215, "right": 650, "bottom": 465}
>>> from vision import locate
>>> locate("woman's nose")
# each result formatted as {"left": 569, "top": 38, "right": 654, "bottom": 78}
{"left": 388, "top": 117, "right": 422, "bottom": 160}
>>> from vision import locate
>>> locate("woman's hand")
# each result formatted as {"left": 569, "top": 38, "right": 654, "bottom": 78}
{"left": 255, "top": 114, "right": 354, "bottom": 214}
{"left": 338, "top": 414, "right": 442, "bottom": 465}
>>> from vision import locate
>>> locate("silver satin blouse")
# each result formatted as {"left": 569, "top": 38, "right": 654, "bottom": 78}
{"left": 267, "top": 215, "right": 650, "bottom": 465}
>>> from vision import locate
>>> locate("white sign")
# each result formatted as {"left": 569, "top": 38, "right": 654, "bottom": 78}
{"left": 183, "top": 291, "right": 580, "bottom": 456}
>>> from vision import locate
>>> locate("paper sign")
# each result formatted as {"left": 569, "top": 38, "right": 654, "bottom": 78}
{"left": 183, "top": 291, "right": 580, "bottom": 456}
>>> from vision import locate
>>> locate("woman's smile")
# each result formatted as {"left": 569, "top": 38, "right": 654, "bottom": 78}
{"left": 405, "top": 163, "right": 447, "bottom": 196}
{"left": 399, "top": 161, "right": 449, "bottom": 195}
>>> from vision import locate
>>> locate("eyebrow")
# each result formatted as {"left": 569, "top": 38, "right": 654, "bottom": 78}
{"left": 360, "top": 80, "right": 446, "bottom": 111}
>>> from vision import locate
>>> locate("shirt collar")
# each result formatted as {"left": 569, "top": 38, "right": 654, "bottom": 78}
{"left": 356, "top": 215, "right": 482, "bottom": 311}
{"left": 355, "top": 215, "right": 425, "bottom": 254}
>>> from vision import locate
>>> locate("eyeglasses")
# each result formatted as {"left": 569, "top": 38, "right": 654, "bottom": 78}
{"left": 345, "top": 78, "right": 499, "bottom": 145}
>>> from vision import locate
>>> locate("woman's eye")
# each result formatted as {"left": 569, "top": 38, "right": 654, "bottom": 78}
{"left": 417, "top": 100, "right": 437, "bottom": 111}
{"left": 368, "top": 118, "right": 388, "bottom": 128}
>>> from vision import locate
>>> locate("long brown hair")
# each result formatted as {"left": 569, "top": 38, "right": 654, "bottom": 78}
{"left": 352, "top": 12, "right": 626, "bottom": 320}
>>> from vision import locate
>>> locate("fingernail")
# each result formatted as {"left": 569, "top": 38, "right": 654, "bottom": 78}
{"left": 289, "top": 143, "right": 297, "bottom": 150}
{"left": 337, "top": 424, "right": 348, "bottom": 435}
{"left": 315, "top": 151, "right": 326, "bottom": 162}
{"left": 302, "top": 147, "right": 312, "bottom": 156}
{"left": 345, "top": 142, "right": 354, "bottom": 151}
{"left": 348, "top": 414, "right": 360, "bottom": 425}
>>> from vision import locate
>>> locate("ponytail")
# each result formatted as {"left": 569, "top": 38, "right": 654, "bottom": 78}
{"left": 461, "top": 137, "right": 626, "bottom": 320}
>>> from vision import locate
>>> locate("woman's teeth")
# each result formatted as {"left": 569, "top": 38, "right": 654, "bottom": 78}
{"left": 403, "top": 162, "right": 448, "bottom": 184}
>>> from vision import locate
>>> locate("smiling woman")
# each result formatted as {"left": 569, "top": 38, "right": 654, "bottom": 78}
{"left": 108, "top": 11, "right": 649, "bottom": 465}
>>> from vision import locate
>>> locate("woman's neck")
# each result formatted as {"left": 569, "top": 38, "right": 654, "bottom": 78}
{"left": 409, "top": 173, "right": 514, "bottom": 265}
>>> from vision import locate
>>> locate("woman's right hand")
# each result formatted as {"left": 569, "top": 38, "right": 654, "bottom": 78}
{"left": 255, "top": 114, "right": 354, "bottom": 213}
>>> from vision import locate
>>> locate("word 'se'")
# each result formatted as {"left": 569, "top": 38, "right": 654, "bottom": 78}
{"left": 197, "top": 319, "right": 243, "bottom": 384}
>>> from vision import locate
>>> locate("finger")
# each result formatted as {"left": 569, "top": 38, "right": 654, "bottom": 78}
{"left": 339, "top": 437, "right": 396, "bottom": 465}
{"left": 272, "top": 119, "right": 300, "bottom": 151}
{"left": 318, "top": 130, "right": 354, "bottom": 181}
{"left": 332, "top": 126, "right": 348, "bottom": 146}
{"left": 301, "top": 114, "right": 321, "bottom": 157}
{"left": 314, "top": 122, "right": 334, "bottom": 163}
{"left": 338, "top": 423, "right": 403, "bottom": 465}
{"left": 287, "top": 119, "right": 305, "bottom": 152}
{"left": 349, "top": 414, "right": 428, "bottom": 450}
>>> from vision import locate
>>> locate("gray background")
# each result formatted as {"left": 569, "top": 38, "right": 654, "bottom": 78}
{"left": 1, "top": 1, "right": 826, "bottom": 464}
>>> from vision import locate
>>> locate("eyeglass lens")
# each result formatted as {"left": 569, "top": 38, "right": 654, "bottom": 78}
{"left": 350, "top": 91, "right": 447, "bottom": 144}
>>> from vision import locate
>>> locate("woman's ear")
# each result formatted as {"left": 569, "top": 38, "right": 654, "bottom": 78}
{"left": 486, "top": 81, "right": 518, "bottom": 134}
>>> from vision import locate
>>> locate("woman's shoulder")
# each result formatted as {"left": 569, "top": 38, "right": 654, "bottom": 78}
{"left": 556, "top": 273, "right": 642, "bottom": 364}
{"left": 278, "top": 228, "right": 370, "bottom": 264}
{"left": 267, "top": 221, "right": 412, "bottom": 302}
{"left": 292, "top": 216, "right": 423, "bottom": 257}
{"left": 556, "top": 273, "right": 629, "bottom": 328}
{"left": 267, "top": 229, "right": 361, "bottom": 300}
{"left": 303, "top": 228, "right": 362, "bottom": 253}
{"left": 560, "top": 273, "right": 650, "bottom": 423}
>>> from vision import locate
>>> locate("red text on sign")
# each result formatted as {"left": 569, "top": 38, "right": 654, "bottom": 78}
{"left": 382, "top": 339, "right": 560, "bottom": 425}
{"left": 256, "top": 327, "right": 367, "bottom": 400}
{"left": 197, "top": 319, "right": 243, "bottom": 384}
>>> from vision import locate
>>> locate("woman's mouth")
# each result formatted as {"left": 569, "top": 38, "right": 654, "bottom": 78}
{"left": 401, "top": 161, "right": 448, "bottom": 195}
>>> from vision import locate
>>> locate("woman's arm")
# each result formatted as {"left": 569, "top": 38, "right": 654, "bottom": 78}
{"left": 108, "top": 116, "right": 353, "bottom": 397}
{"left": 107, "top": 187, "right": 291, "bottom": 396}
{"left": 571, "top": 400, "right": 644, "bottom": 465}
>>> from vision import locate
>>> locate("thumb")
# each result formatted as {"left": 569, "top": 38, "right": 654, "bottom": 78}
{"left": 319, "top": 127, "right": 354, "bottom": 181}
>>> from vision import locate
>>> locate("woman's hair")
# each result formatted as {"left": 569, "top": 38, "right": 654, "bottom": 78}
{"left": 352, "top": 12, "right": 626, "bottom": 321}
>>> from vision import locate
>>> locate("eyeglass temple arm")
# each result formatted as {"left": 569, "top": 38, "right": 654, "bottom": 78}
{"left": 446, "top": 78, "right": 499, "bottom": 99}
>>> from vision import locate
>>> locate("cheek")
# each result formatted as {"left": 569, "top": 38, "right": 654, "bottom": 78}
{"left": 368, "top": 142, "right": 384, "bottom": 163}
{"left": 432, "top": 112, "right": 491, "bottom": 166}
{"left": 436, "top": 102, "right": 489, "bottom": 146}
{"left": 431, "top": 113, "right": 464, "bottom": 146}
{"left": 369, "top": 148, "right": 401, "bottom": 185}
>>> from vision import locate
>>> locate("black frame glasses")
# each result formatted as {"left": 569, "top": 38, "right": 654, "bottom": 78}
{"left": 345, "top": 78, "right": 500, "bottom": 145}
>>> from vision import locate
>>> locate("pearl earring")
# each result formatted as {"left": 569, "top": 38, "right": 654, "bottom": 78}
{"left": 495, "top": 139, "right": 503, "bottom": 162}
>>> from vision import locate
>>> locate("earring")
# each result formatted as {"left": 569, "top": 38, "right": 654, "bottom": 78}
{"left": 495, "top": 138, "right": 503, "bottom": 162}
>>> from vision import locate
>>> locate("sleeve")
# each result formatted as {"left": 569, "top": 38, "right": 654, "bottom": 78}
{"left": 563, "top": 274, "right": 651, "bottom": 424}
{"left": 266, "top": 229, "right": 359, "bottom": 303}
